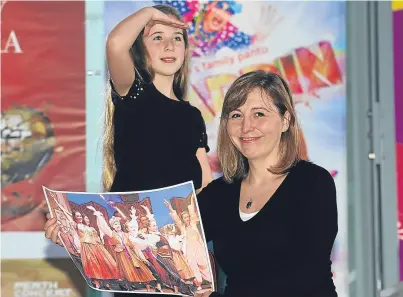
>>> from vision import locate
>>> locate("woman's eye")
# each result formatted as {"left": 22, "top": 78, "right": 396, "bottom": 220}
{"left": 174, "top": 36, "right": 182, "bottom": 41}
{"left": 153, "top": 36, "right": 162, "bottom": 40}
{"left": 255, "top": 112, "right": 265, "bottom": 117}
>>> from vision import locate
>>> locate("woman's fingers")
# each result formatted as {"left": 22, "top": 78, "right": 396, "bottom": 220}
{"left": 44, "top": 218, "right": 57, "bottom": 231}
{"left": 51, "top": 224, "right": 61, "bottom": 244}
{"left": 45, "top": 221, "right": 60, "bottom": 244}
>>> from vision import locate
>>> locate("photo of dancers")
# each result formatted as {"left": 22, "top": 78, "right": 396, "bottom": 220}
{"left": 43, "top": 181, "right": 214, "bottom": 296}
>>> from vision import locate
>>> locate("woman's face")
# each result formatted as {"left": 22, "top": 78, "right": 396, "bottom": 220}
{"left": 84, "top": 216, "right": 90, "bottom": 226}
{"left": 73, "top": 212, "right": 83, "bottom": 224}
{"left": 143, "top": 19, "right": 186, "bottom": 78}
{"left": 226, "top": 88, "right": 289, "bottom": 163}
{"left": 148, "top": 220, "right": 158, "bottom": 232}
{"left": 166, "top": 225, "right": 176, "bottom": 236}
{"left": 182, "top": 212, "right": 190, "bottom": 226}
{"left": 112, "top": 221, "right": 121, "bottom": 232}
{"left": 140, "top": 216, "right": 149, "bottom": 225}
{"left": 126, "top": 222, "right": 138, "bottom": 234}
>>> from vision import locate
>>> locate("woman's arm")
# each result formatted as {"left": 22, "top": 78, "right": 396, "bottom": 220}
{"left": 187, "top": 193, "right": 201, "bottom": 226}
{"left": 289, "top": 167, "right": 338, "bottom": 293}
{"left": 87, "top": 206, "right": 113, "bottom": 238}
{"left": 141, "top": 205, "right": 155, "bottom": 221}
{"left": 164, "top": 200, "right": 183, "bottom": 228}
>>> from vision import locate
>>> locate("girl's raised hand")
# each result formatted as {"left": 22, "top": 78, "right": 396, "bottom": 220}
{"left": 143, "top": 8, "right": 188, "bottom": 37}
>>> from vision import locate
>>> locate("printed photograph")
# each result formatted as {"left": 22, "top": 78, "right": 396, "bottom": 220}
{"left": 43, "top": 182, "right": 214, "bottom": 295}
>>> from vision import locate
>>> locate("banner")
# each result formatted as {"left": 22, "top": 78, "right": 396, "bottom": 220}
{"left": 393, "top": 2, "right": 403, "bottom": 280}
{"left": 104, "top": 1, "right": 347, "bottom": 296}
{"left": 1, "top": 1, "right": 86, "bottom": 232}
{"left": 1, "top": 2, "right": 86, "bottom": 297}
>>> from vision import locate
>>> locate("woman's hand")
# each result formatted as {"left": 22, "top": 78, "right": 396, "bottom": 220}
{"left": 86, "top": 205, "right": 96, "bottom": 212}
{"left": 44, "top": 213, "right": 62, "bottom": 246}
{"left": 141, "top": 205, "right": 152, "bottom": 216}
{"left": 143, "top": 7, "right": 188, "bottom": 37}
{"left": 164, "top": 199, "right": 174, "bottom": 212}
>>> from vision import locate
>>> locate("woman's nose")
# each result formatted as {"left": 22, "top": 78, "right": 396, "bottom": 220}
{"left": 241, "top": 117, "right": 254, "bottom": 134}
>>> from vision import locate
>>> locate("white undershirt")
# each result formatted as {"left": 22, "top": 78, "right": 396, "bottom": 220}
{"left": 239, "top": 208, "right": 259, "bottom": 221}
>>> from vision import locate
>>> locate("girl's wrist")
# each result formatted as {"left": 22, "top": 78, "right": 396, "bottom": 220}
{"left": 140, "top": 7, "right": 155, "bottom": 22}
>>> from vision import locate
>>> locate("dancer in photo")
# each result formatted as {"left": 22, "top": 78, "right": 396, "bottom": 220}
{"left": 51, "top": 198, "right": 119, "bottom": 289}
{"left": 160, "top": 223, "right": 195, "bottom": 283}
{"left": 125, "top": 206, "right": 166, "bottom": 292}
{"left": 143, "top": 217, "right": 195, "bottom": 295}
{"left": 87, "top": 206, "right": 156, "bottom": 292}
{"left": 165, "top": 195, "right": 211, "bottom": 289}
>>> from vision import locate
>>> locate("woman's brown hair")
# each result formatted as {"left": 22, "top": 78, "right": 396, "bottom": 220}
{"left": 217, "top": 70, "right": 301, "bottom": 183}
{"left": 102, "top": 4, "right": 190, "bottom": 191}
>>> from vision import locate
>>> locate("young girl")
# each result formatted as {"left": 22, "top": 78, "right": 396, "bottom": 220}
{"left": 44, "top": 4, "right": 213, "bottom": 296}
{"left": 103, "top": 4, "right": 212, "bottom": 193}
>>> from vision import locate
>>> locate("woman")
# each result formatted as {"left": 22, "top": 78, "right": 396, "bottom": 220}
{"left": 195, "top": 70, "right": 338, "bottom": 297}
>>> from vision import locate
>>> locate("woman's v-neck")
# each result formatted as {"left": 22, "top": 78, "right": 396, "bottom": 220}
{"left": 235, "top": 163, "right": 298, "bottom": 224}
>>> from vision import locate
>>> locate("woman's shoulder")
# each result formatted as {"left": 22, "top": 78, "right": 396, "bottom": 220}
{"left": 294, "top": 160, "right": 334, "bottom": 182}
{"left": 198, "top": 176, "right": 237, "bottom": 198}
{"left": 292, "top": 160, "right": 336, "bottom": 197}
{"left": 196, "top": 177, "right": 236, "bottom": 213}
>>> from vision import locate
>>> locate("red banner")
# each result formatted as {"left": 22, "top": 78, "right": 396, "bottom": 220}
{"left": 1, "top": 1, "right": 86, "bottom": 231}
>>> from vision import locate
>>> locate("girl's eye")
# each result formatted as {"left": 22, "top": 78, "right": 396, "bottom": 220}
{"left": 153, "top": 36, "right": 162, "bottom": 40}
{"left": 174, "top": 36, "right": 182, "bottom": 41}
{"left": 230, "top": 113, "right": 241, "bottom": 119}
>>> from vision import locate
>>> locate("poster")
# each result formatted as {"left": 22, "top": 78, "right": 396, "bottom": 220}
{"left": 43, "top": 182, "right": 215, "bottom": 295}
{"left": 392, "top": 1, "right": 403, "bottom": 280}
{"left": 1, "top": 2, "right": 87, "bottom": 297}
{"left": 104, "top": 1, "right": 347, "bottom": 295}
{"left": 1, "top": 1, "right": 86, "bottom": 232}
